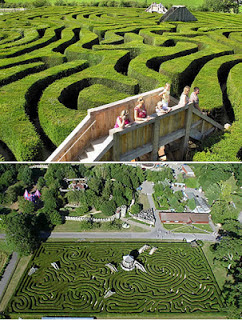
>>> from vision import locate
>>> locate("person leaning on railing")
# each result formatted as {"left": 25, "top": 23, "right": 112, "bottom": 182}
{"left": 178, "top": 85, "right": 190, "bottom": 108}
{"left": 114, "top": 109, "right": 133, "bottom": 129}
{"left": 155, "top": 101, "right": 172, "bottom": 115}
{"left": 189, "top": 87, "right": 207, "bottom": 115}
{"left": 134, "top": 96, "right": 151, "bottom": 122}
{"left": 158, "top": 83, "right": 171, "bottom": 110}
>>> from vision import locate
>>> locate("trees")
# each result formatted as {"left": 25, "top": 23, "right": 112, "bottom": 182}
{"left": 205, "top": 183, "right": 221, "bottom": 205}
{"left": 49, "top": 210, "right": 62, "bottom": 225}
{"left": 130, "top": 203, "right": 142, "bottom": 215}
{"left": 18, "top": 197, "right": 35, "bottom": 215}
{"left": 210, "top": 201, "right": 239, "bottom": 224}
{"left": 5, "top": 213, "right": 40, "bottom": 256}
{"left": 214, "top": 237, "right": 241, "bottom": 269}
{"left": 205, "top": 0, "right": 239, "bottom": 13}
{"left": 100, "top": 200, "right": 116, "bottom": 216}
{"left": 187, "top": 198, "right": 196, "bottom": 211}
{"left": 213, "top": 219, "right": 242, "bottom": 318}
{"left": 17, "top": 166, "right": 33, "bottom": 186}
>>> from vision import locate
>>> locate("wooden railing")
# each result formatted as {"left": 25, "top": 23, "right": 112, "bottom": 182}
{"left": 98, "top": 103, "right": 224, "bottom": 161}
{"left": 47, "top": 87, "right": 171, "bottom": 162}
{"left": 47, "top": 88, "right": 224, "bottom": 162}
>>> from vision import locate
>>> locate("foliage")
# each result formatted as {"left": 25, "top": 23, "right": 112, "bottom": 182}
{"left": 210, "top": 201, "right": 239, "bottom": 224}
{"left": 6, "top": 242, "right": 223, "bottom": 316}
{"left": 100, "top": 200, "right": 116, "bottom": 216}
{"left": 187, "top": 198, "right": 196, "bottom": 211}
{"left": 5, "top": 212, "right": 40, "bottom": 256}
{"left": 48, "top": 210, "right": 63, "bottom": 225}
{"left": 146, "top": 168, "right": 174, "bottom": 183}
{"left": 0, "top": 8, "right": 241, "bottom": 160}
{"left": 204, "top": 0, "right": 239, "bottom": 13}
{"left": 17, "top": 165, "right": 33, "bottom": 186}
{"left": 18, "top": 197, "right": 36, "bottom": 214}
{"left": 4, "top": 182, "right": 25, "bottom": 204}
{"left": 184, "top": 177, "right": 199, "bottom": 189}
{"left": 130, "top": 202, "right": 142, "bottom": 214}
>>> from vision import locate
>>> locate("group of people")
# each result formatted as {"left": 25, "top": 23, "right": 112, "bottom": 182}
{"left": 114, "top": 84, "right": 202, "bottom": 129}
{"left": 178, "top": 85, "right": 202, "bottom": 112}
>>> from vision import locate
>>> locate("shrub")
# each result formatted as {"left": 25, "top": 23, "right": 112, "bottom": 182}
{"left": 32, "top": 0, "right": 52, "bottom": 7}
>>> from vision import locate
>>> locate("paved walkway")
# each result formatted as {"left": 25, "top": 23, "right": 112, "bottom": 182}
{"left": 238, "top": 211, "right": 242, "bottom": 223}
{"left": 0, "top": 252, "right": 18, "bottom": 301}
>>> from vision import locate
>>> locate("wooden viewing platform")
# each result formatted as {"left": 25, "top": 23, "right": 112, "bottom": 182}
{"left": 47, "top": 88, "right": 224, "bottom": 162}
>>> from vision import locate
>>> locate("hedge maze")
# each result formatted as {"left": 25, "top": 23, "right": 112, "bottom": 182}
{"left": 0, "top": 8, "right": 241, "bottom": 161}
{"left": 7, "top": 242, "right": 223, "bottom": 317}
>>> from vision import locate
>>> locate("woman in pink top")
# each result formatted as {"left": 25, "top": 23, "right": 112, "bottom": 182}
{"left": 134, "top": 96, "right": 148, "bottom": 122}
{"left": 114, "top": 109, "right": 132, "bottom": 129}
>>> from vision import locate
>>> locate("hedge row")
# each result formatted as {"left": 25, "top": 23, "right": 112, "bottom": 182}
{"left": 159, "top": 34, "right": 233, "bottom": 97}
{"left": 0, "top": 29, "right": 40, "bottom": 51}
{"left": 7, "top": 242, "right": 223, "bottom": 316}
{"left": 0, "top": 60, "right": 88, "bottom": 160}
{"left": 0, "top": 7, "right": 241, "bottom": 160}
{"left": 128, "top": 41, "right": 198, "bottom": 92}
{"left": 38, "top": 50, "right": 139, "bottom": 146}
{"left": 191, "top": 54, "right": 241, "bottom": 111}
{"left": 77, "top": 83, "right": 129, "bottom": 109}
{"left": 193, "top": 62, "right": 242, "bottom": 161}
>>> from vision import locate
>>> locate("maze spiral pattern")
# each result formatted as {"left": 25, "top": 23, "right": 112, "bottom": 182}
{"left": 7, "top": 242, "right": 223, "bottom": 316}
{"left": 0, "top": 7, "right": 241, "bottom": 161}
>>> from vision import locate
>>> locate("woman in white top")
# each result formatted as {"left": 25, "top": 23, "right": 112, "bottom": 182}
{"left": 178, "top": 86, "right": 190, "bottom": 107}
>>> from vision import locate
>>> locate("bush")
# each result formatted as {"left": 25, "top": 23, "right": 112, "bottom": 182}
{"left": 130, "top": 202, "right": 142, "bottom": 214}
{"left": 32, "top": 0, "right": 52, "bottom": 7}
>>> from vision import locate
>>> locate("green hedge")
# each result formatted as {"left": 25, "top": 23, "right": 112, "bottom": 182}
{"left": 193, "top": 62, "right": 241, "bottom": 161}
{"left": 159, "top": 34, "right": 233, "bottom": 97}
{"left": 0, "top": 7, "right": 241, "bottom": 160}
{"left": 7, "top": 242, "right": 223, "bottom": 317}
{"left": 190, "top": 55, "right": 241, "bottom": 110}
{"left": 77, "top": 83, "right": 128, "bottom": 110}
{"left": 0, "top": 29, "right": 40, "bottom": 51}
{"left": 128, "top": 41, "right": 198, "bottom": 92}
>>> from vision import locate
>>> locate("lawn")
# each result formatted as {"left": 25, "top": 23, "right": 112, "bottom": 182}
{"left": 0, "top": 255, "right": 31, "bottom": 312}
{"left": 202, "top": 242, "right": 233, "bottom": 289}
{"left": 0, "top": 240, "right": 12, "bottom": 276}
{"left": 6, "top": 241, "right": 223, "bottom": 318}
{"left": 138, "top": 193, "right": 150, "bottom": 210}
{"left": 5, "top": 0, "right": 205, "bottom": 7}
{"left": 163, "top": 223, "right": 213, "bottom": 233}
{"left": 53, "top": 220, "right": 148, "bottom": 232}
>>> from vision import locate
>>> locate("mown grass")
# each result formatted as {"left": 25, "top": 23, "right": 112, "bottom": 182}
{"left": 0, "top": 255, "right": 31, "bottom": 312}
{"left": 138, "top": 193, "right": 150, "bottom": 210}
{"left": 163, "top": 223, "right": 212, "bottom": 233}
{"left": 5, "top": 0, "right": 205, "bottom": 6}
{"left": 53, "top": 220, "right": 148, "bottom": 232}
{"left": 202, "top": 241, "right": 233, "bottom": 289}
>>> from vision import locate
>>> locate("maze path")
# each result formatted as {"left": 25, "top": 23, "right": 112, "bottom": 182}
{"left": 0, "top": 8, "right": 241, "bottom": 160}
{"left": 7, "top": 242, "right": 223, "bottom": 316}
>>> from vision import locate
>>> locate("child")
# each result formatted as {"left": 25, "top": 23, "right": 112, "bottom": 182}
{"left": 159, "top": 83, "right": 171, "bottom": 110}
{"left": 155, "top": 101, "right": 171, "bottom": 114}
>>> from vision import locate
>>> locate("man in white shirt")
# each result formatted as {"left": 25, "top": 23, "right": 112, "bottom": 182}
{"left": 189, "top": 87, "right": 202, "bottom": 112}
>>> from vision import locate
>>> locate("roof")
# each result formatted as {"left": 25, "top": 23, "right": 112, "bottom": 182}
{"left": 123, "top": 255, "right": 134, "bottom": 263}
{"left": 159, "top": 5, "right": 197, "bottom": 23}
{"left": 159, "top": 212, "right": 209, "bottom": 223}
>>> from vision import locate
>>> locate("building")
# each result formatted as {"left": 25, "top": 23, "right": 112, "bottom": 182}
{"left": 184, "top": 191, "right": 210, "bottom": 213}
{"left": 146, "top": 2, "right": 167, "bottom": 14}
{"left": 159, "top": 212, "right": 209, "bottom": 224}
{"left": 159, "top": 5, "right": 197, "bottom": 23}
{"left": 182, "top": 164, "right": 195, "bottom": 177}
{"left": 121, "top": 255, "right": 135, "bottom": 271}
